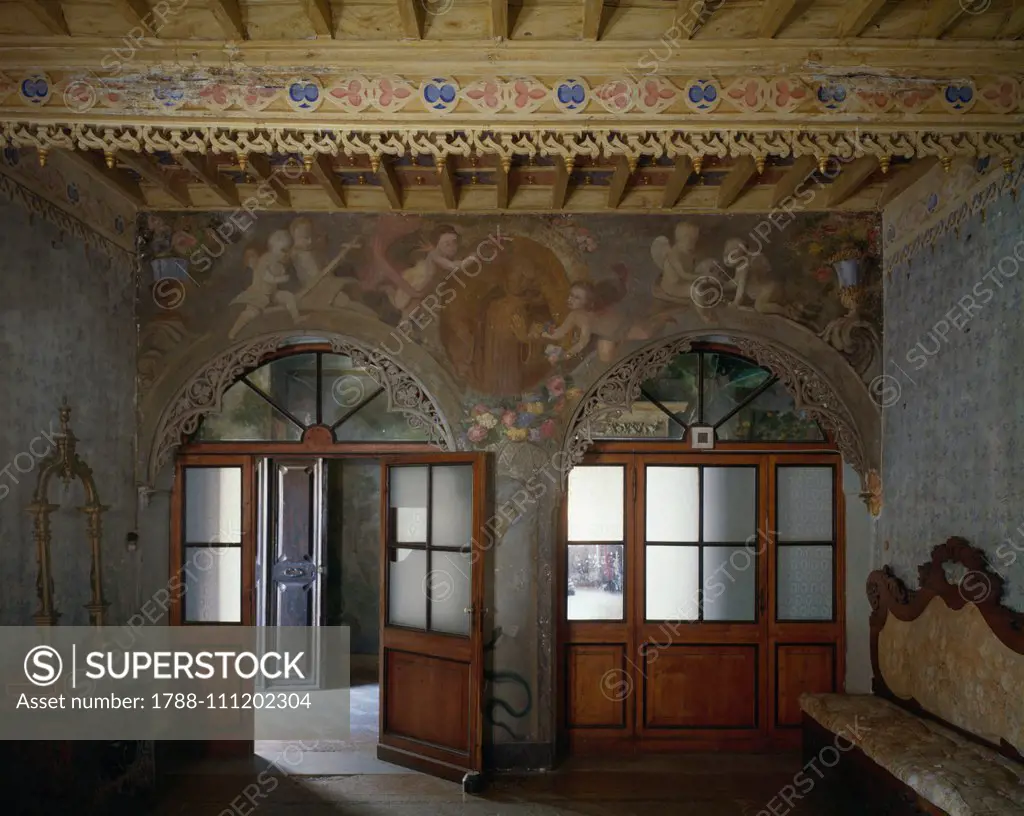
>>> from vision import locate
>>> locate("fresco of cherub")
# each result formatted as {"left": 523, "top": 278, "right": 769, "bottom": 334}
{"left": 538, "top": 264, "right": 675, "bottom": 363}
{"left": 288, "top": 217, "right": 373, "bottom": 315}
{"left": 721, "top": 236, "right": 802, "bottom": 320}
{"left": 228, "top": 231, "right": 304, "bottom": 339}
{"left": 651, "top": 221, "right": 702, "bottom": 301}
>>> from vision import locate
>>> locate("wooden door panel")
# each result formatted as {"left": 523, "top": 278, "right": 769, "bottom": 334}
{"left": 642, "top": 644, "right": 758, "bottom": 729}
{"left": 774, "top": 643, "right": 836, "bottom": 727}
{"left": 384, "top": 649, "right": 470, "bottom": 752}
{"left": 566, "top": 644, "right": 629, "bottom": 729}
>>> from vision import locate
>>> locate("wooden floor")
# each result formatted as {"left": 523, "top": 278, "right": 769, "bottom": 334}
{"left": 152, "top": 752, "right": 860, "bottom": 815}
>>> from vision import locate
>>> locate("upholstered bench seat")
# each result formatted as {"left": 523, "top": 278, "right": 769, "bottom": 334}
{"left": 800, "top": 692, "right": 1024, "bottom": 815}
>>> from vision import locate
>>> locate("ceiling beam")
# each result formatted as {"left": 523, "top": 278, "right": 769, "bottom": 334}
{"left": 496, "top": 157, "right": 510, "bottom": 209}
{"left": 677, "top": 0, "right": 713, "bottom": 39}
{"left": 397, "top": 0, "right": 422, "bottom": 39}
{"left": 552, "top": 156, "right": 572, "bottom": 210}
{"left": 436, "top": 158, "right": 457, "bottom": 210}
{"left": 661, "top": 157, "right": 693, "bottom": 208}
{"left": 837, "top": 0, "right": 887, "bottom": 37}
{"left": 376, "top": 157, "right": 403, "bottom": 210}
{"left": 757, "top": 0, "right": 798, "bottom": 38}
{"left": 920, "top": 0, "right": 966, "bottom": 38}
{"left": 21, "top": 0, "right": 69, "bottom": 35}
{"left": 770, "top": 155, "right": 816, "bottom": 207}
{"left": 607, "top": 156, "right": 634, "bottom": 208}
{"left": 490, "top": 0, "right": 508, "bottom": 39}
{"left": 302, "top": 0, "right": 333, "bottom": 36}
{"left": 209, "top": 0, "right": 247, "bottom": 40}
{"left": 877, "top": 157, "right": 939, "bottom": 209}
{"left": 309, "top": 155, "right": 345, "bottom": 208}
{"left": 59, "top": 150, "right": 145, "bottom": 207}
{"left": 826, "top": 156, "right": 878, "bottom": 207}
{"left": 111, "top": 0, "right": 156, "bottom": 36}
{"left": 176, "top": 153, "right": 239, "bottom": 207}
{"left": 582, "top": 0, "right": 605, "bottom": 39}
{"left": 245, "top": 154, "right": 291, "bottom": 208}
{"left": 117, "top": 152, "right": 191, "bottom": 207}
{"left": 998, "top": 2, "right": 1024, "bottom": 39}
{"left": 717, "top": 156, "right": 757, "bottom": 209}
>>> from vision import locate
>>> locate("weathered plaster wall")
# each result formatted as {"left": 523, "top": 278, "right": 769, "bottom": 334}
{"left": 881, "top": 161, "right": 1024, "bottom": 611}
{"left": 0, "top": 196, "right": 141, "bottom": 625}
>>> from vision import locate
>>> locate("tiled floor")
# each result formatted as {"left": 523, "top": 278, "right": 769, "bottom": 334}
{"left": 152, "top": 751, "right": 860, "bottom": 816}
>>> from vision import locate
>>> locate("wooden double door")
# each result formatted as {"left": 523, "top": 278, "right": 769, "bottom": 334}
{"left": 170, "top": 451, "right": 489, "bottom": 784}
{"left": 561, "top": 452, "right": 844, "bottom": 752}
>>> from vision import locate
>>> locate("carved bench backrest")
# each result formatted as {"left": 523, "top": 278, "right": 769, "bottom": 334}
{"left": 868, "top": 537, "right": 1024, "bottom": 760}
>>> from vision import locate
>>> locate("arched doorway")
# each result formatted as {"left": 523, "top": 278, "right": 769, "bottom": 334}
{"left": 557, "top": 341, "right": 849, "bottom": 754}
{"left": 165, "top": 340, "right": 489, "bottom": 784}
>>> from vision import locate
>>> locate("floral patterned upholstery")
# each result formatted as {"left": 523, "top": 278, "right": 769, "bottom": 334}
{"left": 800, "top": 693, "right": 1024, "bottom": 815}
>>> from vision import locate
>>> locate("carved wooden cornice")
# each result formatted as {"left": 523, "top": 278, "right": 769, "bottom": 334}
{"left": 2, "top": 124, "right": 1021, "bottom": 169}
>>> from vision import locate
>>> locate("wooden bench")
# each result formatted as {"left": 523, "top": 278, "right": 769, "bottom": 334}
{"left": 799, "top": 537, "right": 1024, "bottom": 815}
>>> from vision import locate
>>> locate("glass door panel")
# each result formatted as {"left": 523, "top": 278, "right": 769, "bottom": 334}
{"left": 566, "top": 465, "right": 626, "bottom": 621}
{"left": 775, "top": 465, "right": 836, "bottom": 622}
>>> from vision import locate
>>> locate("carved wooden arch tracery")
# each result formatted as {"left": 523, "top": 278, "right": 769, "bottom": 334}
{"left": 31, "top": 398, "right": 108, "bottom": 626}
{"left": 560, "top": 332, "right": 879, "bottom": 512}
{"left": 148, "top": 333, "right": 458, "bottom": 482}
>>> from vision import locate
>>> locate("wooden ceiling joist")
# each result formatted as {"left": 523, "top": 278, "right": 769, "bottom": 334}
{"left": 176, "top": 153, "right": 239, "bottom": 207}
{"left": 376, "top": 157, "right": 403, "bottom": 210}
{"left": 244, "top": 154, "right": 292, "bottom": 208}
{"left": 920, "top": 0, "right": 967, "bottom": 39}
{"left": 717, "top": 156, "right": 757, "bottom": 209}
{"left": 837, "top": 0, "right": 887, "bottom": 37}
{"left": 490, "top": 0, "right": 508, "bottom": 39}
{"left": 20, "top": 0, "right": 69, "bottom": 35}
{"left": 60, "top": 149, "right": 145, "bottom": 208}
{"left": 436, "top": 158, "right": 457, "bottom": 210}
{"left": 398, "top": 0, "right": 423, "bottom": 39}
{"left": 758, "top": 0, "right": 798, "bottom": 39}
{"left": 877, "top": 157, "right": 939, "bottom": 209}
{"left": 209, "top": 0, "right": 247, "bottom": 40}
{"left": 302, "top": 0, "right": 333, "bottom": 37}
{"left": 582, "top": 0, "right": 605, "bottom": 40}
{"left": 770, "top": 155, "right": 816, "bottom": 208}
{"left": 112, "top": 0, "right": 157, "bottom": 36}
{"left": 678, "top": 0, "right": 713, "bottom": 39}
{"left": 309, "top": 155, "right": 345, "bottom": 208}
{"left": 998, "top": 3, "right": 1024, "bottom": 39}
{"left": 662, "top": 157, "right": 693, "bottom": 208}
{"left": 607, "top": 155, "right": 633, "bottom": 208}
{"left": 552, "top": 157, "right": 572, "bottom": 209}
{"left": 496, "top": 158, "right": 510, "bottom": 209}
{"left": 117, "top": 152, "right": 191, "bottom": 207}
{"left": 827, "top": 156, "right": 878, "bottom": 207}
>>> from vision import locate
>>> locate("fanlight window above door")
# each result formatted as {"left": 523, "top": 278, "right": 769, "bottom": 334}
{"left": 591, "top": 349, "right": 824, "bottom": 443}
{"left": 194, "top": 351, "right": 429, "bottom": 443}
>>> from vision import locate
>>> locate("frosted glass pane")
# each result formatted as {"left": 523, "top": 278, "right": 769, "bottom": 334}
{"left": 777, "top": 467, "right": 834, "bottom": 542}
{"left": 646, "top": 545, "right": 699, "bottom": 620}
{"left": 388, "top": 548, "right": 426, "bottom": 628}
{"left": 390, "top": 466, "right": 427, "bottom": 543}
{"left": 778, "top": 545, "right": 833, "bottom": 620}
{"left": 567, "top": 544, "right": 624, "bottom": 620}
{"left": 703, "top": 546, "right": 756, "bottom": 621}
{"left": 431, "top": 465, "right": 473, "bottom": 548}
{"left": 185, "top": 467, "right": 242, "bottom": 544}
{"left": 567, "top": 467, "right": 624, "bottom": 542}
{"left": 184, "top": 546, "right": 242, "bottom": 622}
{"left": 646, "top": 467, "right": 699, "bottom": 542}
{"left": 429, "top": 551, "right": 472, "bottom": 635}
{"left": 703, "top": 467, "right": 756, "bottom": 542}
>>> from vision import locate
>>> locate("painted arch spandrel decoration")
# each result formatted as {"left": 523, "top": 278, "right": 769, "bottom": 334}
{"left": 137, "top": 210, "right": 882, "bottom": 461}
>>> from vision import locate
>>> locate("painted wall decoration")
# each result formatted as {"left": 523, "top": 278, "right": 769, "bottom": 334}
{"left": 137, "top": 210, "right": 882, "bottom": 450}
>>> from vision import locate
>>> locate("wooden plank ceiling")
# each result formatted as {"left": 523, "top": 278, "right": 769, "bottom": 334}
{"left": 0, "top": 0, "right": 1021, "bottom": 213}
